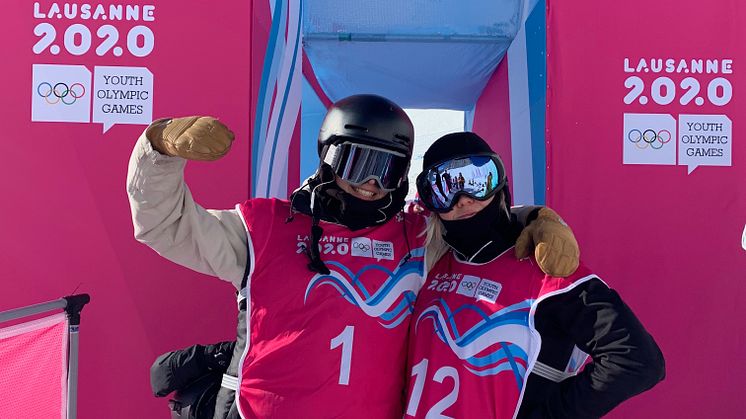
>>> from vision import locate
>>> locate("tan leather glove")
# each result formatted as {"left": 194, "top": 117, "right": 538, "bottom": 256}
{"left": 515, "top": 208, "right": 579, "bottom": 277}
{"left": 146, "top": 116, "right": 234, "bottom": 161}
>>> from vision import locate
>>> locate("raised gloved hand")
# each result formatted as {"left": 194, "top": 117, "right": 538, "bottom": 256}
{"left": 147, "top": 116, "right": 234, "bottom": 161}
{"left": 515, "top": 207, "right": 579, "bottom": 277}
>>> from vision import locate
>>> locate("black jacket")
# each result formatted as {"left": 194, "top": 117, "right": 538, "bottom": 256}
{"left": 516, "top": 278, "right": 665, "bottom": 418}
{"left": 446, "top": 207, "right": 665, "bottom": 418}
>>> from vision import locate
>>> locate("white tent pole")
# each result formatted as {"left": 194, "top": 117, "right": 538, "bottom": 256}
{"left": 67, "top": 325, "right": 80, "bottom": 419}
{"left": 62, "top": 294, "right": 90, "bottom": 419}
{"left": 0, "top": 299, "right": 67, "bottom": 323}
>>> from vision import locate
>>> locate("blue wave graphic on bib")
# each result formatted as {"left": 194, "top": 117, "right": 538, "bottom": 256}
{"left": 416, "top": 298, "right": 535, "bottom": 389}
{"left": 305, "top": 248, "right": 425, "bottom": 328}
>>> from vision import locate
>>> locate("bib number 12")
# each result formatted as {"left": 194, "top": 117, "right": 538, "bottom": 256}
{"left": 406, "top": 358, "right": 460, "bottom": 419}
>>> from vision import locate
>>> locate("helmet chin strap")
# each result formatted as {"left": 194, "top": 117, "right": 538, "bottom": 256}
{"left": 310, "top": 177, "right": 335, "bottom": 215}
{"left": 285, "top": 176, "right": 314, "bottom": 224}
{"left": 376, "top": 193, "right": 393, "bottom": 224}
{"left": 304, "top": 177, "right": 335, "bottom": 275}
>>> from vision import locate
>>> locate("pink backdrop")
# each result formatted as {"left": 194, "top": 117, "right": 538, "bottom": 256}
{"left": 547, "top": 1, "right": 746, "bottom": 417}
{"left": 1, "top": 1, "right": 253, "bottom": 417}
{"left": 4, "top": 0, "right": 745, "bottom": 417}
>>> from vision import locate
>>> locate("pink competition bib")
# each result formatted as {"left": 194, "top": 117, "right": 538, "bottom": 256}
{"left": 237, "top": 198, "right": 426, "bottom": 419}
{"left": 405, "top": 249, "right": 593, "bottom": 419}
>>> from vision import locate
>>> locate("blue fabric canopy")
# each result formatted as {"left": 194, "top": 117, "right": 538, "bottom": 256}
{"left": 303, "top": 0, "right": 530, "bottom": 109}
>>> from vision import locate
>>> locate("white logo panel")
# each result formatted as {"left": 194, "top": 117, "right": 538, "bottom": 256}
{"left": 623, "top": 113, "right": 677, "bottom": 165}
{"left": 456, "top": 275, "right": 480, "bottom": 298}
{"left": 351, "top": 237, "right": 373, "bottom": 258}
{"left": 678, "top": 114, "right": 732, "bottom": 174}
{"left": 32, "top": 64, "right": 91, "bottom": 123}
{"left": 475, "top": 279, "right": 502, "bottom": 304}
{"left": 372, "top": 240, "right": 394, "bottom": 261}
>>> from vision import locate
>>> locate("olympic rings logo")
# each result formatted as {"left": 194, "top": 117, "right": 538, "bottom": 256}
{"left": 460, "top": 281, "right": 476, "bottom": 290}
{"left": 37, "top": 82, "right": 86, "bottom": 105}
{"left": 627, "top": 129, "right": 672, "bottom": 150}
{"left": 353, "top": 242, "right": 371, "bottom": 251}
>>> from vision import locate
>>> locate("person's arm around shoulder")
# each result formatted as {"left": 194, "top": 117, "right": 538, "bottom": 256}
{"left": 126, "top": 117, "right": 247, "bottom": 288}
{"left": 512, "top": 206, "right": 580, "bottom": 278}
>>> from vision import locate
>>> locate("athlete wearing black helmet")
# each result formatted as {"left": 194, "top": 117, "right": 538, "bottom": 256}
{"left": 127, "top": 95, "right": 581, "bottom": 419}
{"left": 406, "top": 132, "right": 664, "bottom": 419}
{"left": 290, "top": 94, "right": 417, "bottom": 273}
{"left": 318, "top": 94, "right": 413, "bottom": 191}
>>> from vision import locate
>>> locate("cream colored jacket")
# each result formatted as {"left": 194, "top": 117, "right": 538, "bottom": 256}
{"left": 127, "top": 131, "right": 247, "bottom": 289}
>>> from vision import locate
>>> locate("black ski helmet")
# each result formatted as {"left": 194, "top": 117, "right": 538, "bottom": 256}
{"left": 317, "top": 94, "right": 415, "bottom": 159}
{"left": 419, "top": 132, "right": 512, "bottom": 210}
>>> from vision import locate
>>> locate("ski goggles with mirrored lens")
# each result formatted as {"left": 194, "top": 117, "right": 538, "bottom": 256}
{"left": 416, "top": 154, "right": 506, "bottom": 212}
{"left": 323, "top": 141, "right": 410, "bottom": 192}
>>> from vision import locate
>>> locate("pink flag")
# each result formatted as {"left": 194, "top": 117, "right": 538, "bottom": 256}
{"left": 0, "top": 313, "right": 68, "bottom": 419}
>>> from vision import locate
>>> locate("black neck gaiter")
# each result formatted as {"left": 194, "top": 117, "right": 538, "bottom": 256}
{"left": 289, "top": 165, "right": 406, "bottom": 231}
{"left": 317, "top": 183, "right": 400, "bottom": 230}
{"left": 441, "top": 195, "right": 521, "bottom": 262}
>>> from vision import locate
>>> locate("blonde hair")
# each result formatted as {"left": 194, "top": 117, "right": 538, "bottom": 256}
{"left": 420, "top": 214, "right": 450, "bottom": 272}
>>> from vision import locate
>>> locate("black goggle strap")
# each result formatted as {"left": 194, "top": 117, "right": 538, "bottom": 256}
{"left": 303, "top": 179, "right": 332, "bottom": 275}
{"left": 417, "top": 154, "right": 505, "bottom": 212}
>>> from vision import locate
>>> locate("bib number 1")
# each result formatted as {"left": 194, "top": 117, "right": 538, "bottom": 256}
{"left": 330, "top": 325, "right": 354, "bottom": 385}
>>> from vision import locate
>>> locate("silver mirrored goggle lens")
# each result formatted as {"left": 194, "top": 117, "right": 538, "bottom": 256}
{"left": 416, "top": 155, "right": 504, "bottom": 212}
